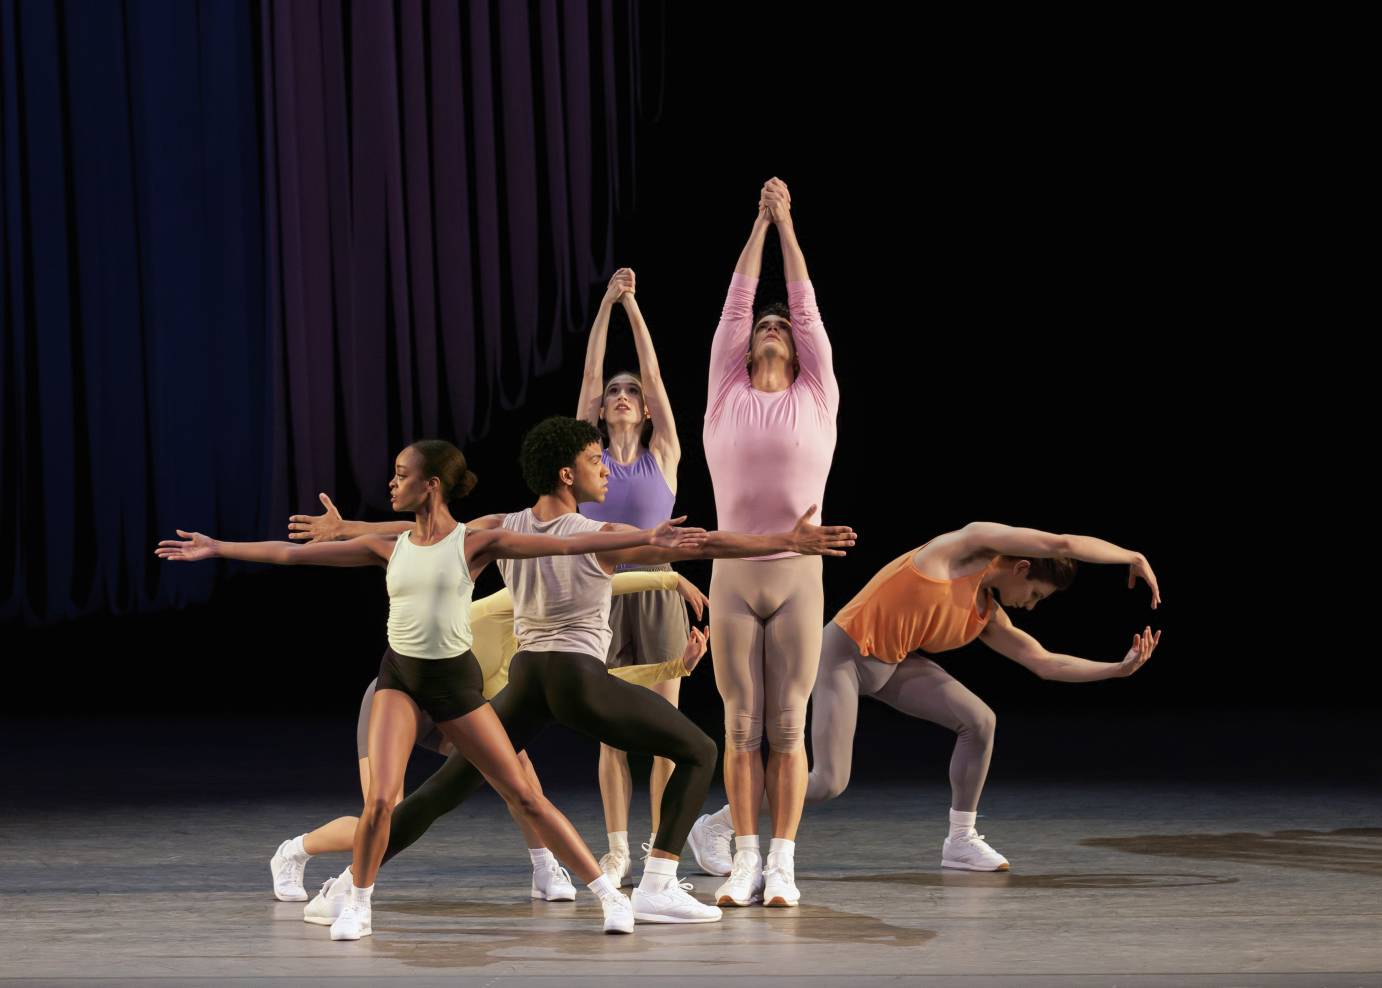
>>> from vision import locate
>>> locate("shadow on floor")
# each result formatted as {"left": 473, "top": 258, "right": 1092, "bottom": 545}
{"left": 1080, "top": 828, "right": 1382, "bottom": 876}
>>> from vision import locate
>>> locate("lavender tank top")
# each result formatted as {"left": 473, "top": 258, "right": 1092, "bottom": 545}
{"left": 579, "top": 448, "right": 674, "bottom": 529}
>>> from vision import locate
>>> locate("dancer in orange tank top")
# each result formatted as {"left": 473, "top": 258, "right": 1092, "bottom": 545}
{"left": 689, "top": 522, "right": 1161, "bottom": 875}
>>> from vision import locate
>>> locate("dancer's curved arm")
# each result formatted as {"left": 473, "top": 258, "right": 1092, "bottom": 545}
{"left": 156, "top": 530, "right": 394, "bottom": 567}
{"left": 979, "top": 606, "right": 1162, "bottom": 682}
{"left": 762, "top": 177, "right": 836, "bottom": 406}
{"left": 953, "top": 522, "right": 1161, "bottom": 607}
{"left": 600, "top": 505, "right": 855, "bottom": 568}
{"left": 623, "top": 291, "right": 681, "bottom": 473}
{"left": 576, "top": 269, "right": 635, "bottom": 425}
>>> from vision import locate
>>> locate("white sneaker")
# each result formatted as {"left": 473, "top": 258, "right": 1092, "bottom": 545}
{"left": 763, "top": 852, "right": 800, "bottom": 907}
{"left": 597, "top": 888, "right": 635, "bottom": 934}
{"left": 942, "top": 831, "right": 1010, "bottom": 872}
{"left": 715, "top": 850, "right": 764, "bottom": 906}
{"left": 599, "top": 849, "right": 631, "bottom": 888}
{"left": 530, "top": 858, "right": 577, "bottom": 901}
{"left": 687, "top": 809, "right": 734, "bottom": 876}
{"left": 329, "top": 900, "right": 372, "bottom": 940}
{"left": 303, "top": 872, "right": 350, "bottom": 926}
{"left": 269, "top": 839, "right": 309, "bottom": 902}
{"left": 631, "top": 879, "right": 722, "bottom": 924}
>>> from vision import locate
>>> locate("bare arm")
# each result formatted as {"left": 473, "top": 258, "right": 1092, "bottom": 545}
{"left": 157, "top": 530, "right": 393, "bottom": 567}
{"left": 466, "top": 517, "right": 705, "bottom": 571}
{"left": 953, "top": 522, "right": 1161, "bottom": 607}
{"left": 600, "top": 506, "right": 855, "bottom": 567}
{"left": 288, "top": 495, "right": 503, "bottom": 545}
{"left": 288, "top": 493, "right": 412, "bottom": 543}
{"left": 623, "top": 291, "right": 681, "bottom": 470}
{"left": 577, "top": 270, "right": 635, "bottom": 425}
{"left": 979, "top": 607, "right": 1161, "bottom": 683}
{"left": 761, "top": 177, "right": 808, "bottom": 282}
{"left": 736, "top": 211, "right": 772, "bottom": 279}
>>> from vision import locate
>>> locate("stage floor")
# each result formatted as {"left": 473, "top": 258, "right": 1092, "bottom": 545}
{"left": 3, "top": 780, "right": 1380, "bottom": 986}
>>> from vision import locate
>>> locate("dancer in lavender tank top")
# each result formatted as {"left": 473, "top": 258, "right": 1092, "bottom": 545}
{"left": 576, "top": 268, "right": 709, "bottom": 888}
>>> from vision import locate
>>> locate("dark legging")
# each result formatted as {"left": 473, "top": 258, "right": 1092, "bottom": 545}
{"left": 383, "top": 649, "right": 717, "bottom": 864}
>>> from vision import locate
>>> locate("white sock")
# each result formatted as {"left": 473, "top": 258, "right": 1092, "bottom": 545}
{"left": 639, "top": 854, "right": 678, "bottom": 891}
{"left": 588, "top": 874, "right": 617, "bottom": 898}
{"left": 288, "top": 834, "right": 311, "bottom": 860}
{"left": 528, "top": 847, "right": 553, "bottom": 867}
{"left": 709, "top": 804, "right": 733, "bottom": 828}
{"left": 607, "top": 831, "right": 629, "bottom": 856}
{"left": 949, "top": 808, "right": 978, "bottom": 840}
{"left": 735, "top": 834, "right": 761, "bottom": 859}
{"left": 347, "top": 882, "right": 373, "bottom": 907}
{"left": 767, "top": 837, "right": 796, "bottom": 860}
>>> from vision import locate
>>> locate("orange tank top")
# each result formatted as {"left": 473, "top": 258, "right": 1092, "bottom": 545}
{"left": 834, "top": 544, "right": 1001, "bottom": 663}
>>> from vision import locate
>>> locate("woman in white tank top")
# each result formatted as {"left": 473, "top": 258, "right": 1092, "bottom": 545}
{"left": 158, "top": 439, "right": 705, "bottom": 939}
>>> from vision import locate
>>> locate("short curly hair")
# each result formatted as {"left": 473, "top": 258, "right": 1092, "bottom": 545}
{"left": 520, "top": 416, "right": 603, "bottom": 496}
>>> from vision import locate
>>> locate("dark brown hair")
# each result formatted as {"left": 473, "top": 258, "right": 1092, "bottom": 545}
{"left": 409, "top": 439, "right": 478, "bottom": 501}
{"left": 1002, "top": 555, "right": 1078, "bottom": 591}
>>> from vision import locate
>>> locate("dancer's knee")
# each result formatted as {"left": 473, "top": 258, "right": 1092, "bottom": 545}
{"left": 361, "top": 795, "right": 394, "bottom": 827}
{"left": 725, "top": 709, "right": 763, "bottom": 752}
{"left": 962, "top": 704, "right": 997, "bottom": 749}
{"left": 765, "top": 704, "right": 807, "bottom": 753}
{"left": 806, "top": 764, "right": 849, "bottom": 802}
{"left": 504, "top": 781, "right": 545, "bottom": 820}
{"left": 685, "top": 729, "right": 718, "bottom": 770}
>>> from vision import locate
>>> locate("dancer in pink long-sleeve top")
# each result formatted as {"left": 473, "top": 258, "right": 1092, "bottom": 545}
{"left": 690, "top": 179, "right": 842, "bottom": 909}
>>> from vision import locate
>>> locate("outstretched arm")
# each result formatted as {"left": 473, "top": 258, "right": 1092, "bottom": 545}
{"left": 953, "top": 522, "right": 1161, "bottom": 608}
{"left": 979, "top": 607, "right": 1161, "bottom": 682}
{"left": 466, "top": 517, "right": 706, "bottom": 571}
{"left": 288, "top": 493, "right": 412, "bottom": 543}
{"left": 288, "top": 494, "right": 503, "bottom": 544}
{"left": 157, "top": 530, "right": 393, "bottom": 568}
{"left": 602, "top": 505, "right": 855, "bottom": 567}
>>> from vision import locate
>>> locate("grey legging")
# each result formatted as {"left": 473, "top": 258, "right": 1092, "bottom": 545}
{"left": 806, "top": 620, "right": 996, "bottom": 812}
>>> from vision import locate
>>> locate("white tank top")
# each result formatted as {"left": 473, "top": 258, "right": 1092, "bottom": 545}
{"left": 385, "top": 523, "right": 475, "bottom": 659}
{"left": 497, "top": 508, "right": 613, "bottom": 661}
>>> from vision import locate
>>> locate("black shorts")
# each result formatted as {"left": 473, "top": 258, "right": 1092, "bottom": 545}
{"left": 375, "top": 647, "right": 486, "bottom": 726}
{"left": 355, "top": 677, "right": 446, "bottom": 759}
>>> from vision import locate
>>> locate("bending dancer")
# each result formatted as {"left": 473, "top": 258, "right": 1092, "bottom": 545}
{"left": 689, "top": 178, "right": 839, "bottom": 908}
{"left": 268, "top": 572, "right": 708, "bottom": 907}
{"left": 158, "top": 440, "right": 705, "bottom": 938}
{"left": 575, "top": 267, "right": 696, "bottom": 886}
{"left": 311, "top": 417, "right": 854, "bottom": 927}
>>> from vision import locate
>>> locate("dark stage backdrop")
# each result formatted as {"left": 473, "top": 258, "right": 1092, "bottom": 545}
{"left": 2, "top": 4, "right": 1338, "bottom": 753}
{"left": 2, "top": 0, "right": 655, "bottom": 622}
